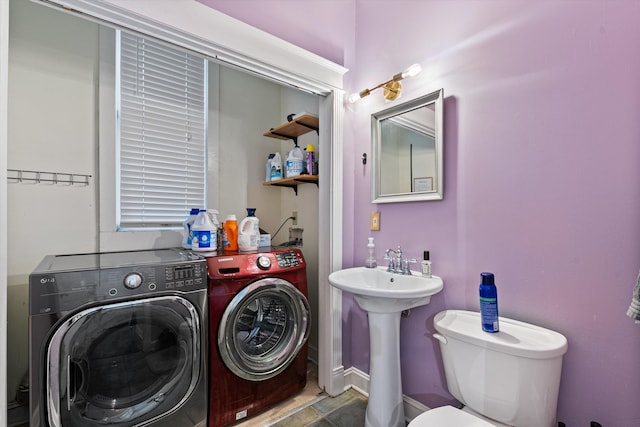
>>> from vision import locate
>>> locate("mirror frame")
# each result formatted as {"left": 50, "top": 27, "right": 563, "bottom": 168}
{"left": 371, "top": 88, "right": 444, "bottom": 203}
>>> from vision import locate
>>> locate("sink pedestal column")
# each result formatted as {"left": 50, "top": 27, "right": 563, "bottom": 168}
{"left": 365, "top": 311, "right": 404, "bottom": 427}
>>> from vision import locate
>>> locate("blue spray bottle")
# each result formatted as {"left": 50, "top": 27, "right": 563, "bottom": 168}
{"left": 479, "top": 272, "right": 499, "bottom": 333}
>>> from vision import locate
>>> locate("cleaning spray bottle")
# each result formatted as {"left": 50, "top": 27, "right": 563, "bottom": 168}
{"left": 207, "top": 209, "right": 221, "bottom": 251}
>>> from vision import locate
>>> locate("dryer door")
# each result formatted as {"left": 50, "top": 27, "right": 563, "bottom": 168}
{"left": 218, "top": 277, "right": 311, "bottom": 381}
{"left": 46, "top": 295, "right": 202, "bottom": 427}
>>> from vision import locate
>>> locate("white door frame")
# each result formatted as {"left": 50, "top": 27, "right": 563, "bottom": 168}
{"left": 1, "top": 1, "right": 10, "bottom": 423}
{"left": 0, "top": 0, "right": 348, "bottom": 408}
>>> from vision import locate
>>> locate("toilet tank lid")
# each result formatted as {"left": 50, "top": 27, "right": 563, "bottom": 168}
{"left": 434, "top": 310, "right": 568, "bottom": 359}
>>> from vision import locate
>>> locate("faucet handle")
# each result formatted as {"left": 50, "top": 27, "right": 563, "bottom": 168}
{"left": 384, "top": 248, "right": 396, "bottom": 272}
{"left": 402, "top": 258, "right": 417, "bottom": 275}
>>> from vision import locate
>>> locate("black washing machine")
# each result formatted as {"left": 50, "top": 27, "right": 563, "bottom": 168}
{"left": 29, "top": 248, "right": 208, "bottom": 427}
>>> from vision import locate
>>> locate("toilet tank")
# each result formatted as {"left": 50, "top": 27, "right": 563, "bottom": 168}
{"left": 433, "top": 310, "right": 568, "bottom": 427}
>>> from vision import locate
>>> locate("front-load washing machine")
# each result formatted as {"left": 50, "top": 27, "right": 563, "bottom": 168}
{"left": 29, "top": 248, "right": 208, "bottom": 427}
{"left": 207, "top": 249, "right": 310, "bottom": 427}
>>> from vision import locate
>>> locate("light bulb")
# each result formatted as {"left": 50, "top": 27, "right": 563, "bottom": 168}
{"left": 348, "top": 88, "right": 371, "bottom": 103}
{"left": 402, "top": 63, "right": 422, "bottom": 78}
{"left": 348, "top": 92, "right": 362, "bottom": 103}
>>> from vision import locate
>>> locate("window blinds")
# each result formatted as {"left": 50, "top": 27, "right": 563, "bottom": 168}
{"left": 117, "top": 31, "right": 207, "bottom": 229}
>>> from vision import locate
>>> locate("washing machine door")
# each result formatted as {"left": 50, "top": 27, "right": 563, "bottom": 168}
{"left": 46, "top": 296, "right": 202, "bottom": 427}
{"left": 218, "top": 277, "right": 310, "bottom": 381}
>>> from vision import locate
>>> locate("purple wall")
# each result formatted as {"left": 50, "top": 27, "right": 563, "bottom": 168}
{"left": 200, "top": 1, "right": 640, "bottom": 424}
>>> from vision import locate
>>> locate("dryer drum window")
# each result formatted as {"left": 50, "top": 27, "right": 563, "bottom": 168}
{"left": 46, "top": 296, "right": 202, "bottom": 427}
{"left": 218, "top": 278, "right": 311, "bottom": 381}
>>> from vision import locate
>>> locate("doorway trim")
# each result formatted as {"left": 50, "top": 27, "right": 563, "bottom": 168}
{"left": 8, "top": 0, "right": 348, "bottom": 396}
{"left": 1, "top": 0, "right": 9, "bottom": 423}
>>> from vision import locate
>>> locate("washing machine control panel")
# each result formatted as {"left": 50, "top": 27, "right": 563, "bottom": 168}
{"left": 162, "top": 262, "right": 206, "bottom": 290}
{"left": 275, "top": 251, "right": 302, "bottom": 268}
{"left": 256, "top": 255, "right": 272, "bottom": 270}
{"left": 123, "top": 272, "right": 143, "bottom": 289}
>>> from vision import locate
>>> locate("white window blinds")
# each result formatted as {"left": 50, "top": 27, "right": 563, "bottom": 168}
{"left": 117, "top": 31, "right": 207, "bottom": 230}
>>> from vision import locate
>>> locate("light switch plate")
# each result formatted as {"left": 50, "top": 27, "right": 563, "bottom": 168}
{"left": 370, "top": 212, "right": 380, "bottom": 231}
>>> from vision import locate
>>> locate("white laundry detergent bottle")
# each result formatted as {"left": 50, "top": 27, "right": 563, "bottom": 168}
{"left": 238, "top": 208, "right": 260, "bottom": 252}
{"left": 285, "top": 146, "right": 304, "bottom": 177}
{"left": 191, "top": 209, "right": 216, "bottom": 251}
{"left": 270, "top": 152, "right": 282, "bottom": 180}
{"left": 182, "top": 208, "right": 200, "bottom": 249}
{"left": 265, "top": 153, "right": 275, "bottom": 182}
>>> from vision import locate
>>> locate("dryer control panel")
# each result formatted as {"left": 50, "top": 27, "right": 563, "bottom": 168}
{"left": 275, "top": 251, "right": 302, "bottom": 268}
{"left": 29, "top": 249, "right": 206, "bottom": 315}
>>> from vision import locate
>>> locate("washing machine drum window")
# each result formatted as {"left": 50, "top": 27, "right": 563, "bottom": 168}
{"left": 218, "top": 278, "right": 311, "bottom": 381}
{"left": 46, "top": 296, "right": 202, "bottom": 427}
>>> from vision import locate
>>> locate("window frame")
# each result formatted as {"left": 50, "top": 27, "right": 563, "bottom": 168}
{"left": 99, "top": 27, "right": 217, "bottom": 251}
{"left": 116, "top": 30, "right": 208, "bottom": 231}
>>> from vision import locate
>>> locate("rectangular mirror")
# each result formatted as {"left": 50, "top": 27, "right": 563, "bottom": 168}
{"left": 371, "top": 88, "right": 443, "bottom": 203}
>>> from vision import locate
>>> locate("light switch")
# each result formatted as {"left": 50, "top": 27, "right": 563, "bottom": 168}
{"left": 370, "top": 212, "right": 380, "bottom": 231}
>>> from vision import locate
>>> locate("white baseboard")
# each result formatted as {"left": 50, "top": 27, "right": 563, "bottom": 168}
{"left": 342, "top": 367, "right": 430, "bottom": 423}
{"left": 343, "top": 366, "right": 369, "bottom": 395}
{"left": 403, "top": 394, "right": 431, "bottom": 421}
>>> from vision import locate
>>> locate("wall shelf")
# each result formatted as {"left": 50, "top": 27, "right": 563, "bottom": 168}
{"left": 263, "top": 175, "right": 318, "bottom": 195}
{"left": 263, "top": 113, "right": 319, "bottom": 146}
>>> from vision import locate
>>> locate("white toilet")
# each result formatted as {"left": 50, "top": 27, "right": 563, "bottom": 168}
{"left": 409, "top": 310, "right": 568, "bottom": 427}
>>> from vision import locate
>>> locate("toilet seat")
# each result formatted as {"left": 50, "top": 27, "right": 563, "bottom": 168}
{"left": 409, "top": 405, "right": 495, "bottom": 426}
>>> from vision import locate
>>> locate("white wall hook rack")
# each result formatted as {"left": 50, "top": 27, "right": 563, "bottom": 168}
{"left": 7, "top": 169, "right": 91, "bottom": 186}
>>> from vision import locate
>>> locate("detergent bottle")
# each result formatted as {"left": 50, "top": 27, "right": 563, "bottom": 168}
{"left": 270, "top": 153, "right": 282, "bottom": 181}
{"left": 305, "top": 144, "right": 316, "bottom": 175}
{"left": 223, "top": 214, "right": 239, "bottom": 251}
{"left": 182, "top": 208, "right": 200, "bottom": 249}
{"left": 191, "top": 210, "right": 216, "bottom": 251}
{"left": 265, "top": 153, "right": 275, "bottom": 182}
{"left": 285, "top": 146, "right": 304, "bottom": 177}
{"left": 238, "top": 208, "right": 260, "bottom": 252}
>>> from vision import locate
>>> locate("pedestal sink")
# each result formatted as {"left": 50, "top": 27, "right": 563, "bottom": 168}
{"left": 328, "top": 266, "right": 443, "bottom": 427}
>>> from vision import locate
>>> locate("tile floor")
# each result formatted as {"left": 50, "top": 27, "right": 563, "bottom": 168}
{"left": 11, "top": 364, "right": 370, "bottom": 427}
{"left": 233, "top": 362, "right": 370, "bottom": 427}
{"left": 270, "top": 389, "right": 368, "bottom": 427}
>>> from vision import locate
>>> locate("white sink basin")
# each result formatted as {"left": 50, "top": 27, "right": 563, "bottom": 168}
{"left": 328, "top": 266, "right": 443, "bottom": 313}
{"left": 328, "top": 266, "right": 444, "bottom": 426}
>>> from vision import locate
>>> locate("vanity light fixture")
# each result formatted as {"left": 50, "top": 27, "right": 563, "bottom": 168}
{"left": 348, "top": 63, "right": 422, "bottom": 103}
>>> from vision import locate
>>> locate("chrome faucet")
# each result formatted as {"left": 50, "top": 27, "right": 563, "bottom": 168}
{"left": 384, "top": 246, "right": 416, "bottom": 274}
{"left": 384, "top": 247, "right": 399, "bottom": 273}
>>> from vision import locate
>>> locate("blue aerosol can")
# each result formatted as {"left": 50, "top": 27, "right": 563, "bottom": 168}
{"left": 479, "top": 272, "right": 499, "bottom": 333}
